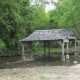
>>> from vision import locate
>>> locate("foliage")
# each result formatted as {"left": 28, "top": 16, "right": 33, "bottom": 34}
{"left": 0, "top": 0, "right": 49, "bottom": 56}
{"left": 0, "top": 40, "right": 5, "bottom": 48}
{"left": 0, "top": 0, "right": 80, "bottom": 56}
{"left": 49, "top": 0, "right": 80, "bottom": 36}
{"left": 0, "top": 39, "right": 6, "bottom": 54}
{"left": 0, "top": 0, "right": 24, "bottom": 48}
{"left": 24, "top": 6, "right": 49, "bottom": 35}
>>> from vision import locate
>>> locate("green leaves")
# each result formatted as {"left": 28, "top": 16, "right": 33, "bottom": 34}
{"left": 49, "top": 0, "right": 80, "bottom": 37}
{"left": 0, "top": 40, "right": 5, "bottom": 48}
{"left": 0, "top": 0, "right": 50, "bottom": 52}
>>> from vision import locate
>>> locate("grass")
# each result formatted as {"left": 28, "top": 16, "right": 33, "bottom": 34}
{"left": 57, "top": 76, "right": 62, "bottom": 79}
{"left": 32, "top": 47, "right": 62, "bottom": 54}
{"left": 10, "top": 71, "right": 17, "bottom": 75}
{"left": 40, "top": 76, "right": 50, "bottom": 80}
{"left": 0, "top": 44, "right": 75, "bottom": 57}
{"left": 21, "top": 75, "right": 25, "bottom": 78}
{"left": 32, "top": 46, "right": 75, "bottom": 56}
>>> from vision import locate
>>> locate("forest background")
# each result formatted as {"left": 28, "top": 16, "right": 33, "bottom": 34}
{"left": 0, "top": 0, "right": 80, "bottom": 56}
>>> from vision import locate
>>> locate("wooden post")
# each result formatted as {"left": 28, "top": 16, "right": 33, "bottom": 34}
{"left": 22, "top": 42, "right": 25, "bottom": 61}
{"left": 30, "top": 42, "right": 33, "bottom": 59}
{"left": 77, "top": 40, "right": 80, "bottom": 55}
{"left": 78, "top": 40, "right": 80, "bottom": 56}
{"left": 48, "top": 41, "right": 50, "bottom": 59}
{"left": 43, "top": 41, "right": 46, "bottom": 59}
{"left": 66, "top": 42, "right": 69, "bottom": 60}
{"left": 62, "top": 42, "right": 65, "bottom": 61}
{"left": 74, "top": 39, "right": 77, "bottom": 56}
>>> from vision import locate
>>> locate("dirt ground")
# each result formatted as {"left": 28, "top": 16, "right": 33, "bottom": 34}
{"left": 0, "top": 64, "right": 80, "bottom": 80}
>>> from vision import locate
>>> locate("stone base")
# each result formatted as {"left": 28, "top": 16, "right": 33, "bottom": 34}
{"left": 66, "top": 54, "right": 69, "bottom": 60}
{"left": 62, "top": 55, "right": 65, "bottom": 61}
{"left": 22, "top": 55, "right": 26, "bottom": 61}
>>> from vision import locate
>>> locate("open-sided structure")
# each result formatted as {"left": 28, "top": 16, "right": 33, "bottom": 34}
{"left": 20, "top": 29, "right": 78, "bottom": 61}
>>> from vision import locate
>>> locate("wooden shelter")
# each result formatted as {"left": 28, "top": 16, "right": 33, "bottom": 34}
{"left": 20, "top": 29, "right": 78, "bottom": 61}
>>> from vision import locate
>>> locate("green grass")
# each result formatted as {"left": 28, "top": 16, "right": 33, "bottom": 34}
{"left": 10, "top": 71, "right": 17, "bottom": 75}
{"left": 40, "top": 76, "right": 50, "bottom": 80}
{"left": 0, "top": 45, "right": 75, "bottom": 56}
{"left": 32, "top": 46, "right": 75, "bottom": 55}
{"left": 57, "top": 76, "right": 62, "bottom": 79}
{"left": 32, "top": 47, "right": 62, "bottom": 54}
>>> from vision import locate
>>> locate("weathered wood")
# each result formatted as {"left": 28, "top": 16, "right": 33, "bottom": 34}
{"left": 30, "top": 42, "right": 33, "bottom": 59}
{"left": 68, "top": 37, "right": 76, "bottom": 39}
{"left": 48, "top": 41, "right": 50, "bottom": 59}
{"left": 63, "top": 39, "right": 69, "bottom": 42}
{"left": 62, "top": 42, "right": 65, "bottom": 61}
{"left": 43, "top": 41, "right": 46, "bottom": 59}
{"left": 58, "top": 41, "right": 62, "bottom": 46}
{"left": 66, "top": 42, "right": 69, "bottom": 60}
{"left": 77, "top": 40, "right": 80, "bottom": 55}
{"left": 74, "top": 40, "right": 77, "bottom": 56}
{"left": 58, "top": 41, "right": 65, "bottom": 47}
{"left": 22, "top": 42, "right": 25, "bottom": 61}
{"left": 20, "top": 29, "right": 77, "bottom": 62}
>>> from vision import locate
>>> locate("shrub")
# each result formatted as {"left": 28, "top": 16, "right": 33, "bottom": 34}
{"left": 0, "top": 40, "right": 6, "bottom": 54}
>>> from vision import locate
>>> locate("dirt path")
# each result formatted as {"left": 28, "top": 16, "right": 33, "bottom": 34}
{"left": 0, "top": 64, "right": 80, "bottom": 80}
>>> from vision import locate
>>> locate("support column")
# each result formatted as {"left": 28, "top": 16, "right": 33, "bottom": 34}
{"left": 48, "top": 41, "right": 50, "bottom": 59}
{"left": 22, "top": 42, "right": 25, "bottom": 61}
{"left": 30, "top": 42, "right": 33, "bottom": 59}
{"left": 77, "top": 40, "right": 80, "bottom": 55}
{"left": 66, "top": 42, "right": 69, "bottom": 60}
{"left": 78, "top": 40, "right": 80, "bottom": 57}
{"left": 78, "top": 40, "right": 79, "bottom": 54}
{"left": 74, "top": 39, "right": 77, "bottom": 56}
{"left": 62, "top": 42, "right": 65, "bottom": 61}
{"left": 43, "top": 41, "right": 46, "bottom": 59}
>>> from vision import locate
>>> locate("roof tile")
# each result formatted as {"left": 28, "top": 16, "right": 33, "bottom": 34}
{"left": 20, "top": 29, "right": 76, "bottom": 41}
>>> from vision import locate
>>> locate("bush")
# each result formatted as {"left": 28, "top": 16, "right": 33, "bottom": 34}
{"left": 0, "top": 39, "right": 5, "bottom": 48}
{"left": 0, "top": 40, "right": 6, "bottom": 54}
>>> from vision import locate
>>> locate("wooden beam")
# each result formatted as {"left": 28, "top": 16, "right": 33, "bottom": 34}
{"left": 58, "top": 41, "right": 65, "bottom": 47}
{"left": 30, "top": 42, "right": 33, "bottom": 59}
{"left": 77, "top": 40, "right": 80, "bottom": 55}
{"left": 68, "top": 37, "right": 76, "bottom": 39}
{"left": 66, "top": 42, "right": 69, "bottom": 60}
{"left": 63, "top": 39, "right": 69, "bottom": 43}
{"left": 48, "top": 41, "right": 50, "bottom": 59}
{"left": 62, "top": 42, "right": 65, "bottom": 61}
{"left": 58, "top": 41, "right": 62, "bottom": 46}
{"left": 74, "top": 40, "right": 77, "bottom": 56}
{"left": 43, "top": 41, "right": 46, "bottom": 59}
{"left": 22, "top": 42, "right": 25, "bottom": 61}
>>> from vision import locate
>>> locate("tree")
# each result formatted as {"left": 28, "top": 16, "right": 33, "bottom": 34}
{"left": 0, "top": 0, "right": 30, "bottom": 48}
{"left": 49, "top": 0, "right": 80, "bottom": 36}
{"left": 24, "top": 6, "right": 49, "bottom": 34}
{"left": 0, "top": 0, "right": 49, "bottom": 55}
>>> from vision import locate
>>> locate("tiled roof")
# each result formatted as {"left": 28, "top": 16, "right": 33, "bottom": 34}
{"left": 20, "top": 29, "right": 75, "bottom": 42}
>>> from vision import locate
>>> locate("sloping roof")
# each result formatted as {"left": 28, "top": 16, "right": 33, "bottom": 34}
{"left": 21, "top": 29, "right": 76, "bottom": 42}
